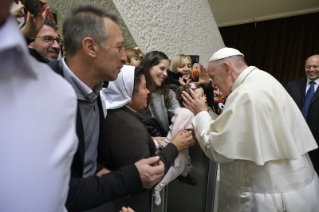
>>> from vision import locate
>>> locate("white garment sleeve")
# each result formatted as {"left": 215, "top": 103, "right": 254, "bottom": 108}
{"left": 192, "top": 111, "right": 233, "bottom": 163}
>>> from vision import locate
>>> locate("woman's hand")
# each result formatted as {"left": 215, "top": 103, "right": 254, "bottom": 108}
{"left": 11, "top": 2, "right": 25, "bottom": 18}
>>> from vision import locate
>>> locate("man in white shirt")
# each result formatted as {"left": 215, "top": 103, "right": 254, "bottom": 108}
{"left": 286, "top": 55, "right": 319, "bottom": 175}
{"left": 182, "top": 47, "right": 319, "bottom": 212}
{"left": 0, "top": 1, "right": 78, "bottom": 211}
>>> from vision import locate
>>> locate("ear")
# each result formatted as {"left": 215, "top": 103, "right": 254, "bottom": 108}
{"left": 82, "top": 37, "right": 98, "bottom": 58}
{"left": 222, "top": 61, "right": 232, "bottom": 76}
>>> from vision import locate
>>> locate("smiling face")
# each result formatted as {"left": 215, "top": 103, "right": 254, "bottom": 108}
{"left": 176, "top": 58, "right": 192, "bottom": 75}
{"left": 305, "top": 55, "right": 319, "bottom": 81}
{"left": 128, "top": 74, "right": 150, "bottom": 110}
{"left": 213, "top": 86, "right": 223, "bottom": 102}
{"left": 28, "top": 25, "right": 61, "bottom": 61}
{"left": 149, "top": 59, "right": 170, "bottom": 90}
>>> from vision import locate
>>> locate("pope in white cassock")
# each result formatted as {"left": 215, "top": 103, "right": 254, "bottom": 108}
{"left": 182, "top": 47, "right": 319, "bottom": 212}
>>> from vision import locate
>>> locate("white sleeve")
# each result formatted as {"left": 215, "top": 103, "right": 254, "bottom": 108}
{"left": 192, "top": 111, "right": 233, "bottom": 163}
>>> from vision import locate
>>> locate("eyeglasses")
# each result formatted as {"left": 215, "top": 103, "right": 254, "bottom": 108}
{"left": 33, "top": 36, "right": 64, "bottom": 46}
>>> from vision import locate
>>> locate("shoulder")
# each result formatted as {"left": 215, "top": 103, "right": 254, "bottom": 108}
{"left": 286, "top": 77, "right": 306, "bottom": 88}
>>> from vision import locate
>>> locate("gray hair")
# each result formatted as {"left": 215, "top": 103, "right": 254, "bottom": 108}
{"left": 63, "top": 3, "right": 121, "bottom": 56}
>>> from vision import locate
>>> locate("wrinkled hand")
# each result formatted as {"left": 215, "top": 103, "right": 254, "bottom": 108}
{"left": 95, "top": 167, "right": 111, "bottom": 177}
{"left": 20, "top": 0, "right": 49, "bottom": 39}
{"left": 135, "top": 157, "right": 164, "bottom": 189}
{"left": 120, "top": 206, "right": 134, "bottom": 212}
{"left": 152, "top": 137, "right": 166, "bottom": 149}
{"left": 11, "top": 2, "right": 25, "bottom": 18}
{"left": 170, "top": 130, "right": 195, "bottom": 152}
{"left": 182, "top": 89, "right": 208, "bottom": 115}
{"left": 197, "top": 63, "right": 211, "bottom": 86}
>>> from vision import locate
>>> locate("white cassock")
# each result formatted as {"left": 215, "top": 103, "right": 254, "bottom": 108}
{"left": 193, "top": 66, "right": 319, "bottom": 212}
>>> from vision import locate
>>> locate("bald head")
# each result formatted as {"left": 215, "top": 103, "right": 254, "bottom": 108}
{"left": 305, "top": 55, "right": 319, "bottom": 81}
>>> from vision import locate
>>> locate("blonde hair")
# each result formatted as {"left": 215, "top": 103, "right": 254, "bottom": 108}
{"left": 170, "top": 54, "right": 192, "bottom": 73}
{"left": 124, "top": 48, "right": 140, "bottom": 63}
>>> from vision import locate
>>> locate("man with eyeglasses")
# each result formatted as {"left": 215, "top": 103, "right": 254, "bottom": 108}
{"left": 286, "top": 55, "right": 319, "bottom": 175}
{"left": 28, "top": 19, "right": 62, "bottom": 63}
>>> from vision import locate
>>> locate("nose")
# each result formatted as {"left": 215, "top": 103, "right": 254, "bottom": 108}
{"left": 51, "top": 40, "right": 60, "bottom": 49}
{"left": 120, "top": 48, "right": 127, "bottom": 63}
{"left": 163, "top": 70, "right": 167, "bottom": 78}
{"left": 146, "top": 88, "right": 150, "bottom": 94}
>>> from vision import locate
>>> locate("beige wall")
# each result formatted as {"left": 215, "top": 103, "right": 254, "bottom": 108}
{"left": 47, "top": 0, "right": 224, "bottom": 65}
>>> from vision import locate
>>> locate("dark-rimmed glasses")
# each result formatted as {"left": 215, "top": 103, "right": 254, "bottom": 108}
{"left": 33, "top": 36, "right": 64, "bottom": 46}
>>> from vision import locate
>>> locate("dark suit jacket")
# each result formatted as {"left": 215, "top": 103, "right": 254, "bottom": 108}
{"left": 51, "top": 62, "right": 144, "bottom": 212}
{"left": 286, "top": 78, "right": 319, "bottom": 173}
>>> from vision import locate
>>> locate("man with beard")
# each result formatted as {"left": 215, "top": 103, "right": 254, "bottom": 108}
{"left": 28, "top": 19, "right": 62, "bottom": 62}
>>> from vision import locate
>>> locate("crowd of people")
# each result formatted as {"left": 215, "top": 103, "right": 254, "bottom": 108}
{"left": 1, "top": 1, "right": 319, "bottom": 212}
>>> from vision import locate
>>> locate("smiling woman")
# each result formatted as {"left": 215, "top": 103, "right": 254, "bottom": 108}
{"left": 141, "top": 51, "right": 180, "bottom": 133}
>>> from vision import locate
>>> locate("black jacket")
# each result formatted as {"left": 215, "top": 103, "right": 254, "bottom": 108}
{"left": 51, "top": 61, "right": 144, "bottom": 212}
{"left": 286, "top": 77, "right": 319, "bottom": 174}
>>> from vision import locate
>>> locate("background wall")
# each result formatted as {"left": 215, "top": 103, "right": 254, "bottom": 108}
{"left": 46, "top": 0, "right": 137, "bottom": 48}
{"left": 113, "top": 0, "right": 224, "bottom": 64}
{"left": 46, "top": 0, "right": 224, "bottom": 65}
{"left": 219, "top": 12, "right": 319, "bottom": 86}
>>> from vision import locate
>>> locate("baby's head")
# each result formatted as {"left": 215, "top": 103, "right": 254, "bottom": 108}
{"left": 125, "top": 48, "right": 142, "bottom": 67}
{"left": 176, "top": 83, "right": 206, "bottom": 107}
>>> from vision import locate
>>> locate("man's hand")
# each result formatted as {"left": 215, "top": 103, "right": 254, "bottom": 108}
{"left": 95, "top": 167, "right": 111, "bottom": 177}
{"left": 198, "top": 63, "right": 211, "bottom": 86}
{"left": 170, "top": 130, "right": 195, "bottom": 152}
{"left": 135, "top": 157, "right": 164, "bottom": 189}
{"left": 20, "top": 0, "right": 49, "bottom": 39}
{"left": 120, "top": 206, "right": 134, "bottom": 212}
{"left": 182, "top": 89, "right": 208, "bottom": 115}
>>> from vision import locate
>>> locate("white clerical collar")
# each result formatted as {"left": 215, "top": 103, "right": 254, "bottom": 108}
{"left": 232, "top": 66, "right": 256, "bottom": 92}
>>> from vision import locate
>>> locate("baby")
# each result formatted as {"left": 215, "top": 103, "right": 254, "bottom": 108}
{"left": 153, "top": 83, "right": 207, "bottom": 205}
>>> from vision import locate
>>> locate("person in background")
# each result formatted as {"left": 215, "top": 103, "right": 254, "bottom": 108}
{"left": 165, "top": 54, "right": 192, "bottom": 92}
{"left": 141, "top": 51, "right": 180, "bottom": 133}
{"left": 28, "top": 19, "right": 62, "bottom": 62}
{"left": 0, "top": 0, "right": 78, "bottom": 211}
{"left": 124, "top": 47, "right": 142, "bottom": 67}
{"left": 286, "top": 54, "right": 319, "bottom": 175}
{"left": 183, "top": 47, "right": 319, "bottom": 212}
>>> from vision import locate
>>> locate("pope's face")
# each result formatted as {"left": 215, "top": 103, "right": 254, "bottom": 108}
{"left": 305, "top": 55, "right": 319, "bottom": 81}
{"left": 207, "top": 61, "right": 232, "bottom": 96}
